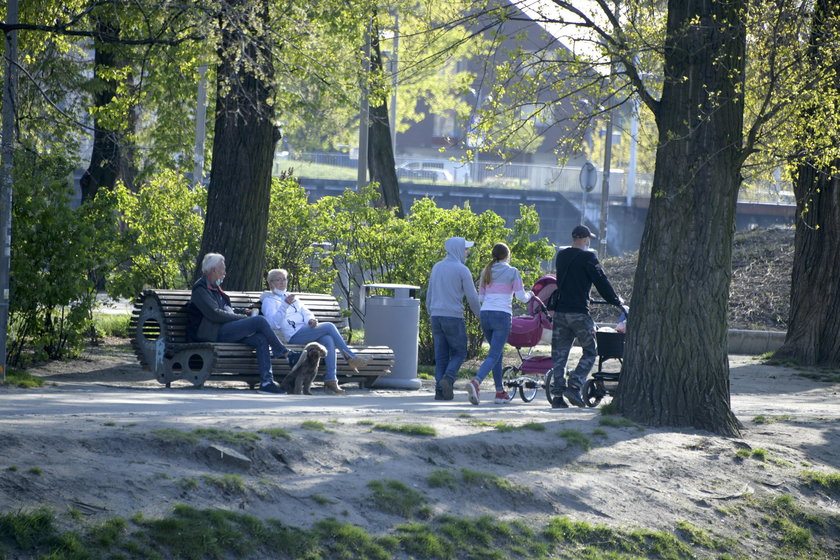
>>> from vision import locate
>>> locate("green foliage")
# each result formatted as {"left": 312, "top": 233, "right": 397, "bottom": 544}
{"left": 96, "top": 172, "right": 206, "bottom": 299}
{"left": 1, "top": 369, "right": 45, "bottom": 388}
{"left": 8, "top": 153, "right": 103, "bottom": 366}
{"left": 428, "top": 469, "right": 458, "bottom": 490}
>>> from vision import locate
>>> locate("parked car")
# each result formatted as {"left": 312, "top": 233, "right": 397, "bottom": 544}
{"left": 396, "top": 161, "right": 455, "bottom": 183}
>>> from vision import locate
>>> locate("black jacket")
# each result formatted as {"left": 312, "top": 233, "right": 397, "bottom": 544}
{"left": 187, "top": 276, "right": 244, "bottom": 342}
{"left": 553, "top": 247, "right": 621, "bottom": 314}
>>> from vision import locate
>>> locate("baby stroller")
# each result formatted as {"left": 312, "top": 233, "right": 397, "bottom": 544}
{"left": 501, "top": 275, "right": 560, "bottom": 402}
{"left": 581, "top": 303, "right": 627, "bottom": 407}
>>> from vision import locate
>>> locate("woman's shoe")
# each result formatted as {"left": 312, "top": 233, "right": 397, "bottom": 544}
{"left": 323, "top": 380, "right": 345, "bottom": 394}
{"left": 345, "top": 354, "right": 372, "bottom": 372}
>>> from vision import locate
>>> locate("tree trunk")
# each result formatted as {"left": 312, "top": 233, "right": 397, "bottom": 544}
{"left": 80, "top": 18, "right": 123, "bottom": 201}
{"left": 775, "top": 0, "right": 840, "bottom": 366}
{"left": 614, "top": 0, "right": 745, "bottom": 436}
{"left": 197, "top": 0, "right": 279, "bottom": 291}
{"left": 368, "top": 25, "right": 404, "bottom": 217}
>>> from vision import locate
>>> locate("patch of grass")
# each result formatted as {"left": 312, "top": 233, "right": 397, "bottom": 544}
{"left": 7, "top": 466, "right": 18, "bottom": 472}
{"left": 367, "top": 479, "right": 428, "bottom": 518}
{"left": 151, "top": 428, "right": 199, "bottom": 445}
{"left": 592, "top": 428, "right": 608, "bottom": 437}
{"left": 460, "top": 468, "right": 531, "bottom": 496}
{"left": 102, "top": 421, "right": 116, "bottom": 427}
{"left": 801, "top": 470, "right": 840, "bottom": 493}
{"left": 193, "top": 428, "right": 260, "bottom": 445}
{"left": 492, "top": 421, "right": 546, "bottom": 432}
{"left": 735, "top": 447, "right": 769, "bottom": 462}
{"left": 544, "top": 516, "right": 696, "bottom": 558}
{"left": 599, "top": 402, "right": 619, "bottom": 415}
{"left": 300, "top": 420, "right": 328, "bottom": 432}
{"left": 201, "top": 474, "right": 247, "bottom": 494}
{"left": 177, "top": 478, "right": 199, "bottom": 491}
{"left": 1, "top": 368, "right": 44, "bottom": 388}
{"left": 310, "top": 494, "right": 332, "bottom": 505}
{"left": 753, "top": 414, "right": 795, "bottom": 424}
{"left": 598, "top": 415, "right": 640, "bottom": 429}
{"left": 373, "top": 423, "right": 436, "bottom": 436}
{"left": 675, "top": 520, "right": 735, "bottom": 551}
{"left": 93, "top": 312, "right": 131, "bottom": 338}
{"left": 257, "top": 427, "right": 291, "bottom": 440}
{"left": 27, "top": 467, "right": 42, "bottom": 476}
{"left": 797, "top": 370, "right": 840, "bottom": 383}
{"left": 428, "top": 470, "right": 458, "bottom": 490}
{"left": 457, "top": 413, "right": 472, "bottom": 419}
{"left": 559, "top": 429, "right": 592, "bottom": 451}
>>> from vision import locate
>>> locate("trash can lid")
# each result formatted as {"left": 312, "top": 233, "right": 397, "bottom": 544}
{"left": 364, "top": 283, "right": 421, "bottom": 299}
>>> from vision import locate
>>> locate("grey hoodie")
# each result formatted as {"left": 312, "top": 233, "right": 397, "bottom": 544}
{"left": 425, "top": 237, "right": 481, "bottom": 318}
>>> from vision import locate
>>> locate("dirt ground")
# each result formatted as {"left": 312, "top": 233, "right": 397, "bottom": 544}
{"left": 1, "top": 338, "right": 839, "bottom": 558}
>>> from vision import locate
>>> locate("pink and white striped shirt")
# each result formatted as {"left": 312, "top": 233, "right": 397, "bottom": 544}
{"left": 478, "top": 262, "right": 531, "bottom": 314}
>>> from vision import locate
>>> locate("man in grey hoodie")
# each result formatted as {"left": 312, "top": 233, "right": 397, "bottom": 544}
{"left": 426, "top": 237, "right": 481, "bottom": 400}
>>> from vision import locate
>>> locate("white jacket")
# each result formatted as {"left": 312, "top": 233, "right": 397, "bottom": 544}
{"left": 259, "top": 290, "right": 315, "bottom": 342}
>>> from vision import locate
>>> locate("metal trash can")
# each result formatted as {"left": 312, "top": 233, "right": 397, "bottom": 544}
{"left": 364, "top": 283, "right": 422, "bottom": 389}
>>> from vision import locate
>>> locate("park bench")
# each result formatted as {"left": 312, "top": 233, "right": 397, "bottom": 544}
{"left": 129, "top": 289, "right": 394, "bottom": 389}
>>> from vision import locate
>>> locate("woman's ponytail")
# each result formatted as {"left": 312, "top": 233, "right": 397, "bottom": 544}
{"left": 481, "top": 243, "right": 511, "bottom": 287}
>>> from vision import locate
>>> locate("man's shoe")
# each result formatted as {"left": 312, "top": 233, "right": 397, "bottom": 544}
{"left": 466, "top": 379, "right": 480, "bottom": 405}
{"left": 563, "top": 386, "right": 586, "bottom": 408}
{"left": 434, "top": 389, "right": 444, "bottom": 401}
{"left": 440, "top": 378, "right": 454, "bottom": 401}
{"left": 550, "top": 394, "right": 568, "bottom": 409}
{"left": 258, "top": 382, "right": 285, "bottom": 395}
{"left": 494, "top": 391, "right": 512, "bottom": 404}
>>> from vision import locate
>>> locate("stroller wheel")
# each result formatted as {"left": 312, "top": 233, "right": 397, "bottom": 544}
{"left": 582, "top": 378, "right": 603, "bottom": 407}
{"left": 518, "top": 375, "right": 539, "bottom": 402}
{"left": 544, "top": 367, "right": 565, "bottom": 405}
{"left": 502, "top": 366, "right": 520, "bottom": 401}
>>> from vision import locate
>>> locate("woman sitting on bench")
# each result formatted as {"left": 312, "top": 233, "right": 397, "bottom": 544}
{"left": 189, "top": 253, "right": 289, "bottom": 395}
{"left": 260, "top": 268, "right": 370, "bottom": 394}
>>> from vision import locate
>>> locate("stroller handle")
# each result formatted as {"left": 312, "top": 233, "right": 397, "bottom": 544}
{"left": 590, "top": 299, "right": 629, "bottom": 318}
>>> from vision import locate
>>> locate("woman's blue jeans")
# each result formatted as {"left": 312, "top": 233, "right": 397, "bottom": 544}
{"left": 474, "top": 310, "right": 511, "bottom": 391}
{"left": 217, "top": 316, "right": 288, "bottom": 386}
{"left": 289, "top": 322, "right": 355, "bottom": 381}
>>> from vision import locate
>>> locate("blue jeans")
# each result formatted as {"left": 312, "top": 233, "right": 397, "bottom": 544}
{"left": 431, "top": 316, "right": 468, "bottom": 390}
{"left": 289, "top": 322, "right": 355, "bottom": 382}
{"left": 217, "top": 316, "right": 288, "bottom": 386}
{"left": 475, "top": 311, "right": 511, "bottom": 392}
{"left": 551, "top": 312, "right": 597, "bottom": 391}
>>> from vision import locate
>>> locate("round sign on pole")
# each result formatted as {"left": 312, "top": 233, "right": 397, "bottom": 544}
{"left": 579, "top": 161, "right": 597, "bottom": 193}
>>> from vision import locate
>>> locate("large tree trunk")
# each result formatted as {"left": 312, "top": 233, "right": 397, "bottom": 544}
{"left": 80, "top": 18, "right": 134, "bottom": 201}
{"left": 368, "top": 24, "right": 404, "bottom": 217}
{"left": 198, "top": 0, "right": 279, "bottom": 291}
{"left": 615, "top": 0, "right": 745, "bottom": 436}
{"left": 775, "top": 0, "right": 840, "bottom": 366}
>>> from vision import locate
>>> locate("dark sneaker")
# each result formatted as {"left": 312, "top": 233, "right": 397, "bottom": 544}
{"left": 550, "top": 394, "right": 568, "bottom": 409}
{"left": 563, "top": 386, "right": 586, "bottom": 408}
{"left": 466, "top": 379, "right": 480, "bottom": 405}
{"left": 258, "top": 382, "right": 285, "bottom": 395}
{"left": 434, "top": 389, "right": 444, "bottom": 401}
{"left": 440, "top": 377, "right": 454, "bottom": 401}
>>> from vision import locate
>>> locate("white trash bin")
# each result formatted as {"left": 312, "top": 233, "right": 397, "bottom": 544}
{"left": 364, "top": 283, "right": 422, "bottom": 389}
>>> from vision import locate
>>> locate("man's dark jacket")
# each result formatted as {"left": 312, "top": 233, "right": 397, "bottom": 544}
{"left": 553, "top": 247, "right": 621, "bottom": 314}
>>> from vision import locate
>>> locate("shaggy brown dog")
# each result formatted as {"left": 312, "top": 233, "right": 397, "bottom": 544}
{"left": 279, "top": 342, "right": 328, "bottom": 395}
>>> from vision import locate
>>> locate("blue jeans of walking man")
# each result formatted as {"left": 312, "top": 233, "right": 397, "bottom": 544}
{"left": 217, "top": 316, "right": 287, "bottom": 386}
{"left": 431, "top": 316, "right": 468, "bottom": 396}
{"left": 550, "top": 312, "right": 597, "bottom": 392}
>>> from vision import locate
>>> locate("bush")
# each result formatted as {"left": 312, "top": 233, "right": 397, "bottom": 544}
{"left": 8, "top": 154, "right": 103, "bottom": 366}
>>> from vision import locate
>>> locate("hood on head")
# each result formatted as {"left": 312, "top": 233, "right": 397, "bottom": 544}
{"left": 444, "top": 237, "right": 474, "bottom": 263}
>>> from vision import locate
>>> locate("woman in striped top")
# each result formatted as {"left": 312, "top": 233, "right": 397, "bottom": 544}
{"left": 466, "top": 243, "right": 532, "bottom": 405}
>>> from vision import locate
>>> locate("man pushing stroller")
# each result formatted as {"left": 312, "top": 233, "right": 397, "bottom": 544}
{"left": 549, "top": 225, "right": 626, "bottom": 409}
